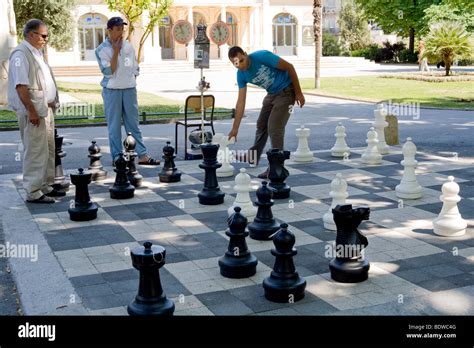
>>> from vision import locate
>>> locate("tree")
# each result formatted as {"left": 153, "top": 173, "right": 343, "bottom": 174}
{"left": 423, "top": 21, "right": 474, "bottom": 75}
{"left": 338, "top": 0, "right": 371, "bottom": 51}
{"left": 313, "top": 0, "right": 322, "bottom": 89}
{"left": 14, "top": 0, "right": 76, "bottom": 60}
{"left": 423, "top": 3, "right": 474, "bottom": 34}
{"left": 322, "top": 31, "right": 342, "bottom": 56}
{"left": 356, "top": 0, "right": 441, "bottom": 53}
{"left": 106, "top": 0, "right": 173, "bottom": 63}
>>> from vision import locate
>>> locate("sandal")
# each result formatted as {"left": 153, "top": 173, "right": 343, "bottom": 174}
{"left": 138, "top": 157, "right": 160, "bottom": 165}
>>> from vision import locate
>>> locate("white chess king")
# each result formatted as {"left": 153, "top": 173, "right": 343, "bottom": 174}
{"left": 292, "top": 125, "right": 314, "bottom": 162}
{"left": 395, "top": 137, "right": 422, "bottom": 199}
{"left": 433, "top": 176, "right": 467, "bottom": 237}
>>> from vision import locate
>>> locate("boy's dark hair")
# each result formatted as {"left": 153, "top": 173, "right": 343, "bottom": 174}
{"left": 228, "top": 46, "right": 244, "bottom": 60}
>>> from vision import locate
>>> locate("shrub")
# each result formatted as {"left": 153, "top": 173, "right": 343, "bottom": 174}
{"left": 397, "top": 49, "right": 419, "bottom": 63}
{"left": 322, "top": 31, "right": 342, "bottom": 56}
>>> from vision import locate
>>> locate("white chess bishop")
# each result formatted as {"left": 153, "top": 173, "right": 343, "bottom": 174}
{"left": 373, "top": 104, "right": 390, "bottom": 154}
{"left": 361, "top": 127, "right": 382, "bottom": 165}
{"left": 433, "top": 176, "right": 467, "bottom": 237}
{"left": 292, "top": 125, "right": 314, "bottom": 162}
{"left": 213, "top": 133, "right": 235, "bottom": 177}
{"left": 396, "top": 137, "right": 422, "bottom": 199}
{"left": 228, "top": 168, "right": 257, "bottom": 222}
{"left": 331, "top": 122, "right": 351, "bottom": 158}
{"left": 323, "top": 173, "right": 348, "bottom": 231}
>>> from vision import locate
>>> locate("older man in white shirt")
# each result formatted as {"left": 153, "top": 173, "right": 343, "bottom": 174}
{"left": 8, "top": 19, "right": 64, "bottom": 203}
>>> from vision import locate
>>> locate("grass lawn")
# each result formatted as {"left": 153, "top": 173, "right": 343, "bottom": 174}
{"left": 301, "top": 76, "right": 474, "bottom": 110}
{"left": 0, "top": 81, "right": 231, "bottom": 128}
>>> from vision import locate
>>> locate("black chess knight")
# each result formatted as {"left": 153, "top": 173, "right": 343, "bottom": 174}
{"left": 329, "top": 204, "right": 370, "bottom": 283}
{"left": 267, "top": 149, "right": 291, "bottom": 199}
{"left": 159, "top": 142, "right": 181, "bottom": 183}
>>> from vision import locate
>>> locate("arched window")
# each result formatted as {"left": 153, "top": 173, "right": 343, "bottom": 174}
{"left": 272, "top": 13, "right": 297, "bottom": 56}
{"left": 216, "top": 12, "right": 238, "bottom": 46}
{"left": 78, "top": 13, "right": 108, "bottom": 61}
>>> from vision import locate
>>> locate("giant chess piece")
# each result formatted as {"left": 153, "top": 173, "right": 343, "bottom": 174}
{"left": 53, "top": 129, "right": 70, "bottom": 192}
{"left": 228, "top": 168, "right": 257, "bottom": 222}
{"left": 323, "top": 173, "right": 349, "bottom": 231}
{"left": 198, "top": 139, "right": 225, "bottom": 205}
{"left": 267, "top": 148, "right": 291, "bottom": 199}
{"left": 433, "top": 176, "right": 467, "bottom": 237}
{"left": 88, "top": 141, "right": 107, "bottom": 181}
{"left": 373, "top": 104, "right": 390, "bottom": 154}
{"left": 213, "top": 133, "right": 235, "bottom": 177}
{"left": 361, "top": 127, "right": 382, "bottom": 165}
{"left": 159, "top": 141, "right": 181, "bottom": 183}
{"left": 292, "top": 125, "right": 314, "bottom": 162}
{"left": 123, "top": 133, "right": 143, "bottom": 187}
{"left": 110, "top": 152, "right": 135, "bottom": 199}
{"left": 396, "top": 137, "right": 422, "bottom": 199}
{"left": 329, "top": 204, "right": 370, "bottom": 283}
{"left": 247, "top": 181, "right": 280, "bottom": 240}
{"left": 263, "top": 223, "right": 306, "bottom": 303}
{"left": 68, "top": 168, "right": 98, "bottom": 221}
{"left": 127, "top": 241, "right": 175, "bottom": 316}
{"left": 331, "top": 122, "right": 351, "bottom": 158}
{"left": 219, "top": 207, "right": 258, "bottom": 278}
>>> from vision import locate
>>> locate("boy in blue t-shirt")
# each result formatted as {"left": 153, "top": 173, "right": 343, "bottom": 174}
{"left": 227, "top": 46, "right": 305, "bottom": 178}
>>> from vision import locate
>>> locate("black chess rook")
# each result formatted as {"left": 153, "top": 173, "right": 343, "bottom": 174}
{"left": 159, "top": 141, "right": 182, "bottom": 183}
{"left": 247, "top": 181, "right": 280, "bottom": 240}
{"left": 127, "top": 241, "right": 175, "bottom": 316}
{"left": 110, "top": 152, "right": 135, "bottom": 199}
{"left": 263, "top": 223, "right": 306, "bottom": 303}
{"left": 219, "top": 207, "right": 258, "bottom": 278}
{"left": 329, "top": 204, "right": 370, "bottom": 283}
{"left": 267, "top": 148, "right": 291, "bottom": 199}
{"left": 68, "top": 168, "right": 98, "bottom": 221}
{"left": 198, "top": 139, "right": 225, "bottom": 205}
{"left": 88, "top": 140, "right": 107, "bottom": 181}
{"left": 124, "top": 133, "right": 143, "bottom": 187}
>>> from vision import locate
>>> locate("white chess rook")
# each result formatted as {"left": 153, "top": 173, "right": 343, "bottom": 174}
{"left": 433, "top": 176, "right": 467, "bottom": 237}
{"left": 361, "top": 127, "right": 382, "bottom": 165}
{"left": 213, "top": 133, "right": 234, "bottom": 177}
{"left": 396, "top": 137, "right": 422, "bottom": 199}
{"left": 331, "top": 122, "right": 351, "bottom": 158}
{"left": 323, "top": 173, "right": 349, "bottom": 231}
{"left": 373, "top": 104, "right": 390, "bottom": 154}
{"left": 228, "top": 168, "right": 257, "bottom": 222}
{"left": 292, "top": 125, "right": 314, "bottom": 162}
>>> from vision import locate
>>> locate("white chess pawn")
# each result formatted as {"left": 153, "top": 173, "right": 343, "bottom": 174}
{"left": 396, "top": 137, "right": 422, "bottom": 199}
{"left": 373, "top": 104, "right": 390, "bottom": 154}
{"left": 433, "top": 176, "right": 467, "bottom": 237}
{"left": 323, "top": 173, "right": 349, "bottom": 231}
{"left": 361, "top": 127, "right": 382, "bottom": 165}
{"left": 213, "top": 133, "right": 234, "bottom": 177}
{"left": 228, "top": 168, "right": 257, "bottom": 222}
{"left": 331, "top": 122, "right": 351, "bottom": 158}
{"left": 292, "top": 124, "right": 314, "bottom": 162}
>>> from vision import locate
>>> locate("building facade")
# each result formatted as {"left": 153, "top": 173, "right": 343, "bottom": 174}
{"left": 48, "top": 0, "right": 347, "bottom": 66}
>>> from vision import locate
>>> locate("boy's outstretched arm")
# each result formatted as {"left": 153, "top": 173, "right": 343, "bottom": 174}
{"left": 277, "top": 58, "right": 305, "bottom": 107}
{"left": 228, "top": 86, "right": 247, "bottom": 141}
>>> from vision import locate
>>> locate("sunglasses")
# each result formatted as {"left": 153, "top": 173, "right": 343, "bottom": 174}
{"left": 33, "top": 31, "right": 49, "bottom": 39}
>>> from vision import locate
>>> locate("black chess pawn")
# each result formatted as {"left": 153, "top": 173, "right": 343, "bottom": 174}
{"left": 247, "top": 181, "right": 280, "bottom": 240}
{"left": 267, "top": 148, "right": 291, "bottom": 199}
{"left": 88, "top": 141, "right": 107, "bottom": 181}
{"left": 329, "top": 204, "right": 370, "bottom": 283}
{"left": 127, "top": 241, "right": 175, "bottom": 316}
{"left": 159, "top": 141, "right": 181, "bottom": 183}
{"left": 263, "top": 223, "right": 306, "bottom": 303}
{"left": 110, "top": 152, "right": 135, "bottom": 199}
{"left": 219, "top": 207, "right": 258, "bottom": 279}
{"left": 68, "top": 168, "right": 98, "bottom": 221}
{"left": 198, "top": 139, "right": 225, "bottom": 205}
{"left": 123, "top": 133, "right": 143, "bottom": 187}
{"left": 53, "top": 128, "right": 70, "bottom": 192}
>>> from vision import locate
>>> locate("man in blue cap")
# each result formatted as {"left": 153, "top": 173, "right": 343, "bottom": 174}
{"left": 95, "top": 16, "right": 160, "bottom": 165}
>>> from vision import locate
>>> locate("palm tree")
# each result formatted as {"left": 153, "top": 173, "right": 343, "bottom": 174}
{"left": 424, "top": 21, "right": 474, "bottom": 76}
{"left": 313, "top": 0, "right": 322, "bottom": 88}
